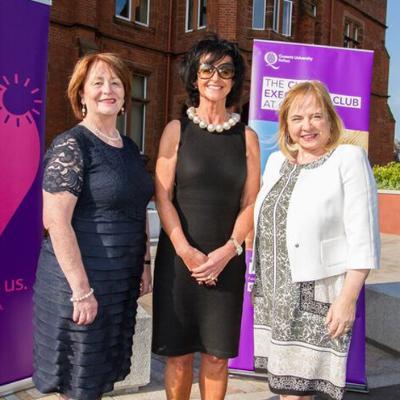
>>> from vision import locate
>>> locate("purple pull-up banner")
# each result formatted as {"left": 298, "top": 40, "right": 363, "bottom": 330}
{"left": 0, "top": 0, "right": 50, "bottom": 387}
{"left": 229, "top": 40, "right": 373, "bottom": 389}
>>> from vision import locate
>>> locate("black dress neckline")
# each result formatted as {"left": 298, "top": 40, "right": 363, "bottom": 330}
{"left": 79, "top": 124, "right": 126, "bottom": 150}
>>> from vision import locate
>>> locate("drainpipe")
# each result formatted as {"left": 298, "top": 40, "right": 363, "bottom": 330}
{"left": 164, "top": 0, "right": 174, "bottom": 125}
{"left": 329, "top": 0, "right": 334, "bottom": 45}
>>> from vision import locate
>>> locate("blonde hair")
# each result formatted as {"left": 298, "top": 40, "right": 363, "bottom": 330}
{"left": 67, "top": 52, "right": 131, "bottom": 119}
{"left": 278, "top": 80, "right": 344, "bottom": 161}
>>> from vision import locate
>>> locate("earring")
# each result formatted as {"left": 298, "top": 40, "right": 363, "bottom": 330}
{"left": 121, "top": 106, "right": 125, "bottom": 115}
{"left": 285, "top": 132, "right": 291, "bottom": 144}
{"left": 81, "top": 103, "right": 87, "bottom": 118}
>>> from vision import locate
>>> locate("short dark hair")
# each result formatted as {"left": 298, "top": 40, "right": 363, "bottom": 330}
{"left": 180, "top": 35, "right": 245, "bottom": 108}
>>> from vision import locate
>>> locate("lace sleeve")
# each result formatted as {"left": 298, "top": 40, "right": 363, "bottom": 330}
{"left": 43, "top": 134, "right": 84, "bottom": 197}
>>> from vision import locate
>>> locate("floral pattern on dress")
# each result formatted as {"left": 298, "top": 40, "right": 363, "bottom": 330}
{"left": 43, "top": 133, "right": 84, "bottom": 197}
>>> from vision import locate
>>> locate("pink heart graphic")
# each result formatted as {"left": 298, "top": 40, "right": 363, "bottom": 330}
{"left": 0, "top": 74, "right": 41, "bottom": 236}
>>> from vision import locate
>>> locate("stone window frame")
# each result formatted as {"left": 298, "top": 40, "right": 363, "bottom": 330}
{"left": 251, "top": 0, "right": 292, "bottom": 36}
{"left": 117, "top": 73, "right": 149, "bottom": 152}
{"left": 185, "top": 0, "right": 207, "bottom": 32}
{"left": 343, "top": 17, "right": 363, "bottom": 49}
{"left": 281, "top": 0, "right": 293, "bottom": 36}
{"left": 272, "top": 0, "right": 293, "bottom": 37}
{"left": 252, "top": 0, "right": 267, "bottom": 30}
{"left": 115, "top": 0, "right": 150, "bottom": 27}
{"left": 197, "top": 0, "right": 207, "bottom": 29}
{"left": 185, "top": 0, "right": 194, "bottom": 32}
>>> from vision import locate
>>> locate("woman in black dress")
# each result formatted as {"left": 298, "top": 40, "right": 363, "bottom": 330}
{"left": 152, "top": 36, "right": 260, "bottom": 399}
{"left": 33, "top": 53, "right": 154, "bottom": 400}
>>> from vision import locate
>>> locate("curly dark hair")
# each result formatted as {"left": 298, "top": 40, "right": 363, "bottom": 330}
{"left": 180, "top": 34, "right": 245, "bottom": 108}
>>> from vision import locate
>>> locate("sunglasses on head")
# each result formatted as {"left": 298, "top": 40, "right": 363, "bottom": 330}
{"left": 197, "top": 63, "right": 235, "bottom": 80}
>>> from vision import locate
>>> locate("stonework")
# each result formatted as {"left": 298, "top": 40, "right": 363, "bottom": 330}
{"left": 46, "top": 0, "right": 395, "bottom": 168}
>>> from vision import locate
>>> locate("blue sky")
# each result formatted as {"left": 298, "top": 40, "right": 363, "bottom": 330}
{"left": 387, "top": 0, "right": 400, "bottom": 140}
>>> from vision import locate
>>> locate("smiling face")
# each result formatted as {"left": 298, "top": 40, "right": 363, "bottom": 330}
{"left": 196, "top": 54, "right": 234, "bottom": 105}
{"left": 80, "top": 60, "right": 125, "bottom": 119}
{"left": 287, "top": 93, "right": 332, "bottom": 155}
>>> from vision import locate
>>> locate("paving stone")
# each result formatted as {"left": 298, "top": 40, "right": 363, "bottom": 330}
{"left": 4, "top": 394, "right": 21, "bottom": 400}
{"left": 366, "top": 283, "right": 400, "bottom": 353}
{"left": 23, "top": 389, "right": 42, "bottom": 399}
{"left": 113, "top": 305, "right": 151, "bottom": 392}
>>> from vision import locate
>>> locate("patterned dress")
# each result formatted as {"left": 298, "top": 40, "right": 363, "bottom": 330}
{"left": 253, "top": 152, "right": 351, "bottom": 400}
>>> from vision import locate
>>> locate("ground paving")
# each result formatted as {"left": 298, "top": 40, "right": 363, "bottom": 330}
{"left": 2, "top": 234, "right": 399, "bottom": 400}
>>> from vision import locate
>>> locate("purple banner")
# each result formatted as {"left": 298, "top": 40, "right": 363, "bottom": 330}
{"left": 346, "top": 287, "right": 367, "bottom": 386}
{"left": 0, "top": 0, "right": 50, "bottom": 386}
{"left": 230, "top": 40, "right": 373, "bottom": 388}
{"left": 249, "top": 40, "right": 373, "bottom": 173}
{"left": 229, "top": 250, "right": 255, "bottom": 370}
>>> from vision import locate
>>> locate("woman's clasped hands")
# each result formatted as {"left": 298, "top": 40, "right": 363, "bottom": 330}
{"left": 188, "top": 242, "right": 237, "bottom": 286}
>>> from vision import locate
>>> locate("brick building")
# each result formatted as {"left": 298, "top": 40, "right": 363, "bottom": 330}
{"left": 46, "top": 0, "right": 395, "bottom": 167}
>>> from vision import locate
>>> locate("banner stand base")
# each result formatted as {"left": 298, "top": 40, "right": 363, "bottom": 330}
{"left": 0, "top": 378, "right": 34, "bottom": 397}
{"left": 345, "top": 382, "right": 369, "bottom": 393}
{"left": 228, "top": 368, "right": 266, "bottom": 379}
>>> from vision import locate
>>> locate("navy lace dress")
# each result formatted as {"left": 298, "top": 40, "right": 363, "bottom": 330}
{"left": 33, "top": 125, "right": 154, "bottom": 400}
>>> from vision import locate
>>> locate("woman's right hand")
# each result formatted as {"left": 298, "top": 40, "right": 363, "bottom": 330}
{"left": 179, "top": 246, "right": 208, "bottom": 271}
{"left": 72, "top": 295, "right": 98, "bottom": 325}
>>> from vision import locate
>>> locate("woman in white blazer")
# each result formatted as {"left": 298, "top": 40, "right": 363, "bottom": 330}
{"left": 252, "top": 81, "right": 380, "bottom": 400}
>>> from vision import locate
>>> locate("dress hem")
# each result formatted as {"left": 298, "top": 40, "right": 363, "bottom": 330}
{"left": 152, "top": 346, "right": 237, "bottom": 359}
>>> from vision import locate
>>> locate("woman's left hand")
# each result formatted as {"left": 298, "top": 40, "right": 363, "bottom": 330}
{"left": 191, "top": 243, "right": 236, "bottom": 285}
{"left": 140, "top": 265, "right": 152, "bottom": 296}
{"left": 325, "top": 295, "right": 356, "bottom": 338}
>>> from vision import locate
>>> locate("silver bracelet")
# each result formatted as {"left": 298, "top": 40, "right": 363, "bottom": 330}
{"left": 229, "top": 237, "right": 243, "bottom": 256}
{"left": 70, "top": 288, "right": 94, "bottom": 302}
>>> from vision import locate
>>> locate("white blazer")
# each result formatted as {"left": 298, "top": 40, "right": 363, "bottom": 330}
{"left": 253, "top": 144, "right": 380, "bottom": 282}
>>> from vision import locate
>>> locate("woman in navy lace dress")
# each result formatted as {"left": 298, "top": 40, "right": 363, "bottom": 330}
{"left": 33, "top": 53, "right": 154, "bottom": 400}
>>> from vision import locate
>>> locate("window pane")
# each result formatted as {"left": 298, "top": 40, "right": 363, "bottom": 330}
{"left": 135, "top": 0, "right": 149, "bottom": 25}
{"left": 117, "top": 113, "right": 127, "bottom": 135}
{"left": 312, "top": 4, "right": 317, "bottom": 17}
{"left": 345, "top": 22, "right": 350, "bottom": 36}
{"left": 116, "top": 0, "right": 130, "bottom": 19}
{"left": 132, "top": 75, "right": 146, "bottom": 99}
{"left": 354, "top": 26, "right": 359, "bottom": 41}
{"left": 198, "top": 0, "right": 207, "bottom": 28}
{"left": 130, "top": 101, "right": 145, "bottom": 150}
{"left": 252, "top": 0, "right": 265, "bottom": 30}
{"left": 273, "top": 0, "right": 280, "bottom": 32}
{"left": 282, "top": 0, "right": 292, "bottom": 36}
{"left": 186, "top": 0, "right": 193, "bottom": 31}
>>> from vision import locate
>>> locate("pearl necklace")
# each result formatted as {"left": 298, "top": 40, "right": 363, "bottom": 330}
{"left": 186, "top": 107, "right": 240, "bottom": 133}
{"left": 86, "top": 123, "right": 122, "bottom": 143}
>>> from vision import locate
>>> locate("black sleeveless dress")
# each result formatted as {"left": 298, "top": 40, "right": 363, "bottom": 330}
{"left": 152, "top": 117, "right": 247, "bottom": 359}
{"left": 33, "top": 125, "right": 154, "bottom": 400}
